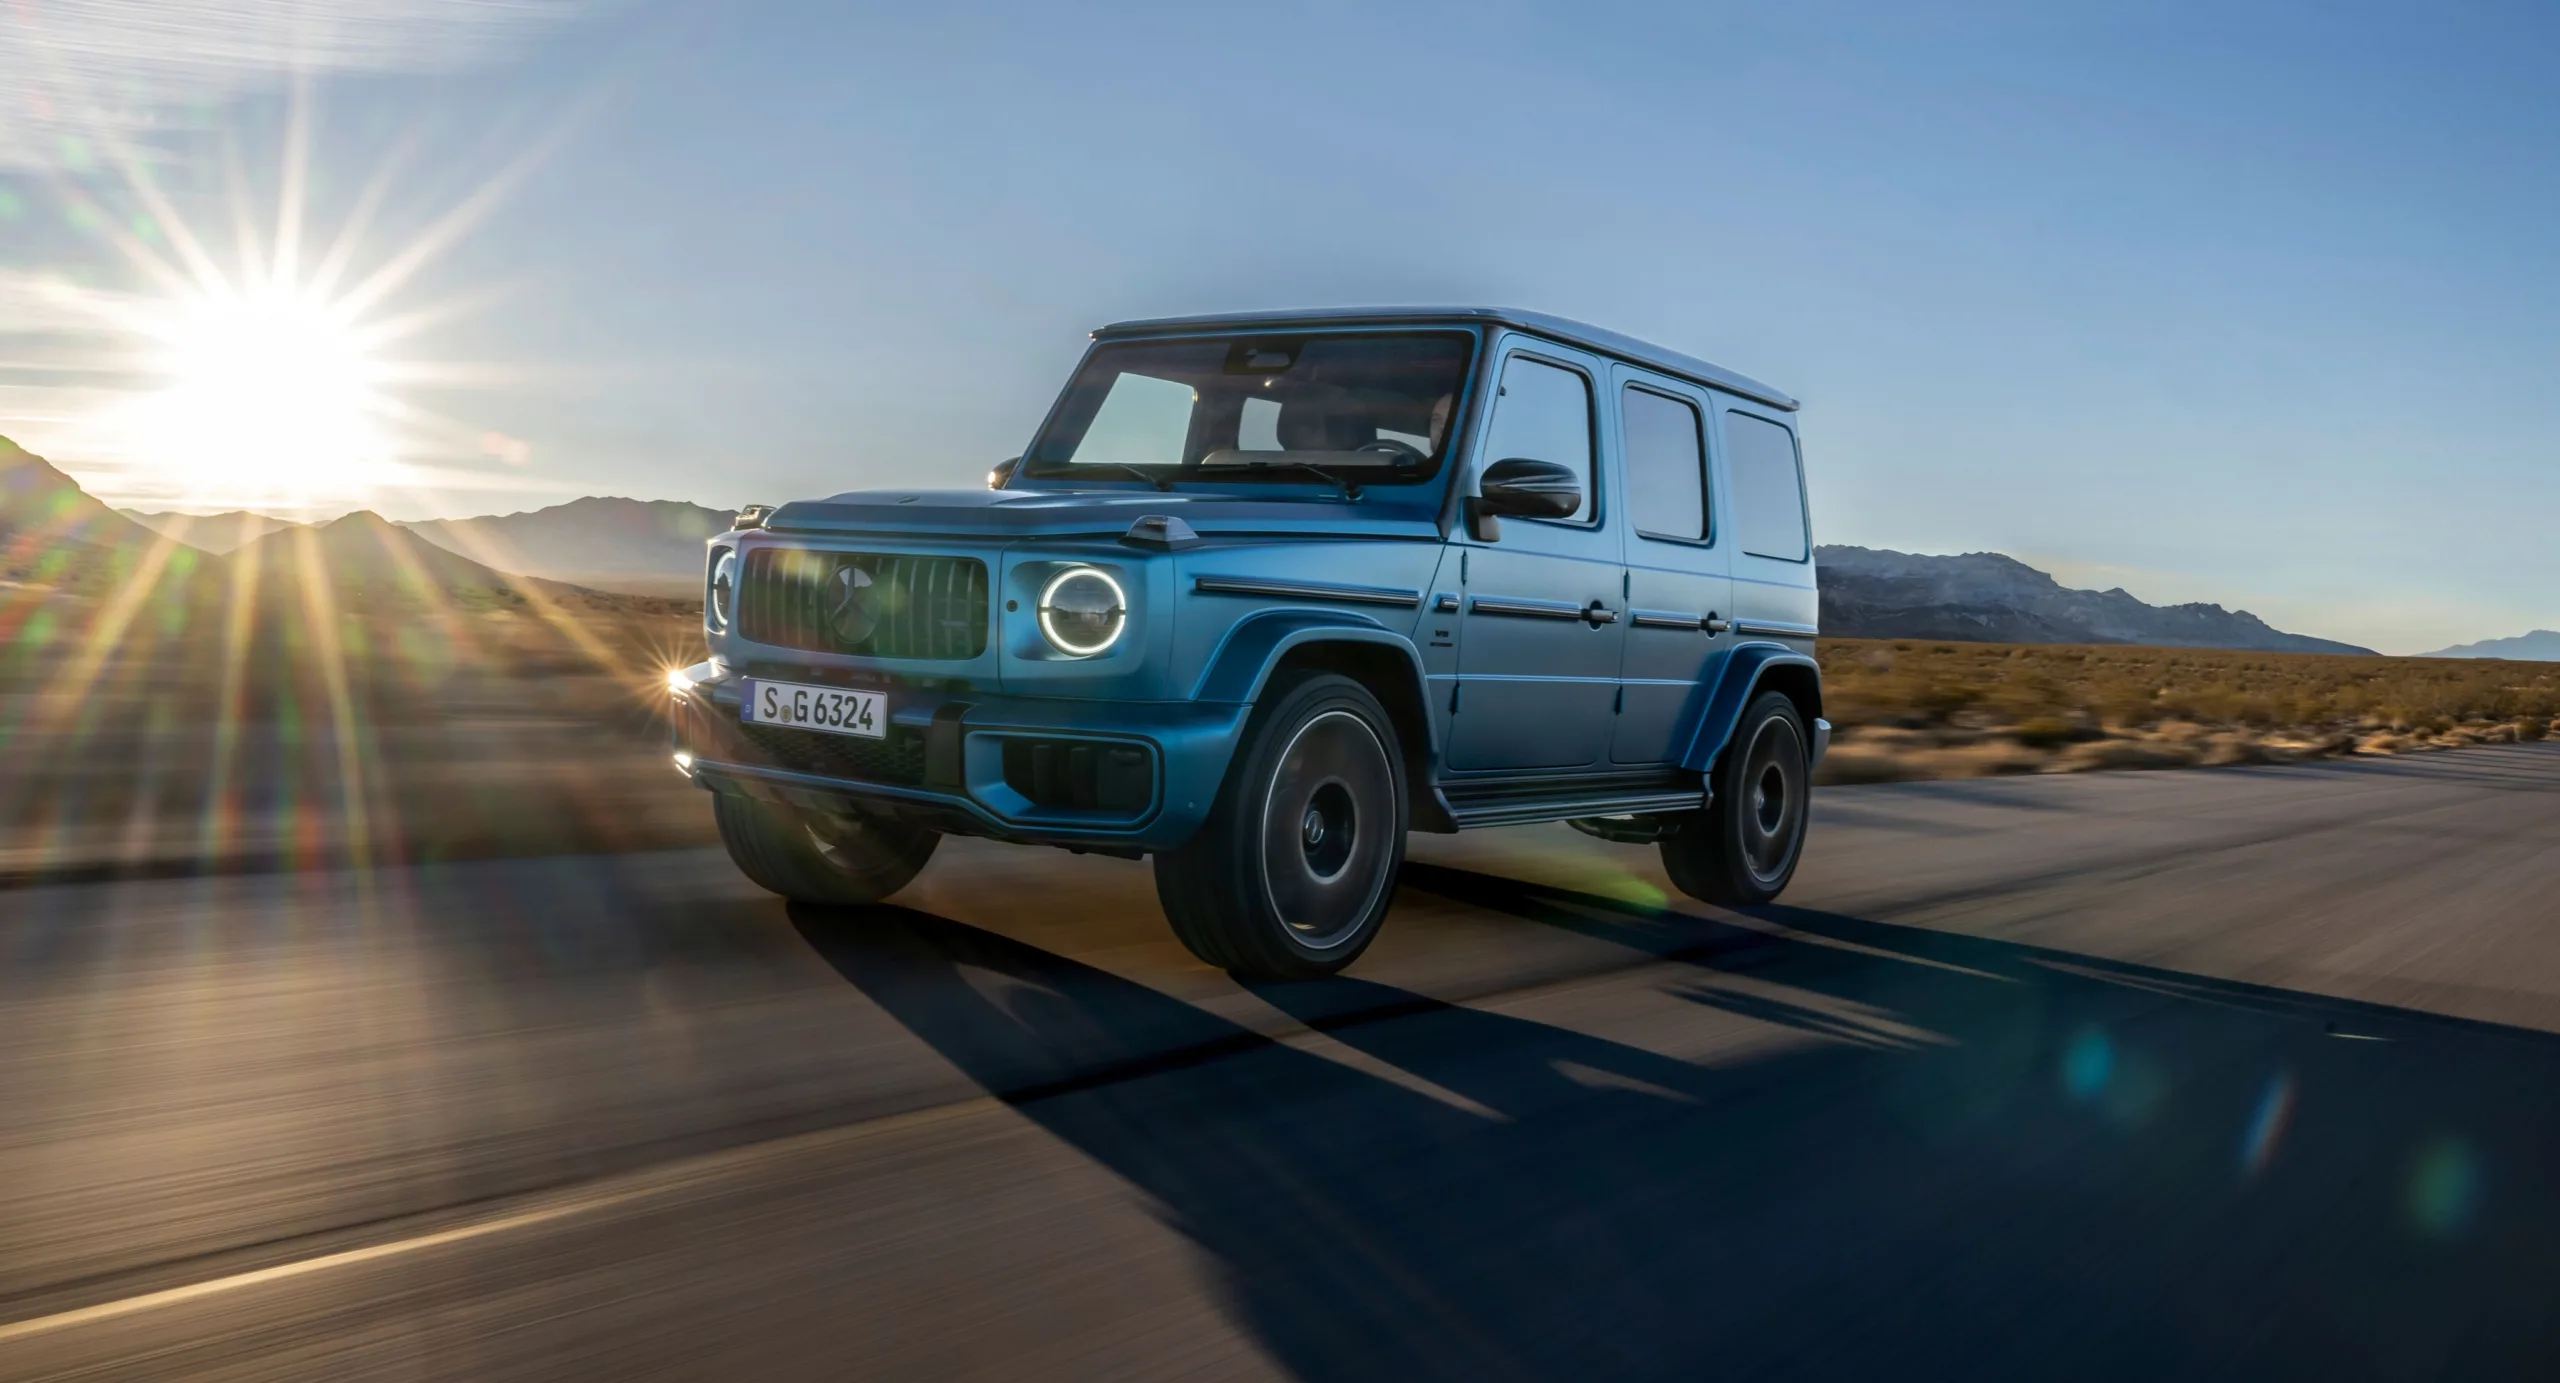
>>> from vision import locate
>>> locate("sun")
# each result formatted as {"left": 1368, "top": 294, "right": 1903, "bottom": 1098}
{"left": 135, "top": 280, "right": 395, "bottom": 505}
{"left": 36, "top": 89, "right": 567, "bottom": 516}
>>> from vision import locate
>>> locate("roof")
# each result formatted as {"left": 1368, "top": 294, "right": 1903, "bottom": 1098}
{"left": 1094, "top": 305, "right": 1799, "bottom": 412}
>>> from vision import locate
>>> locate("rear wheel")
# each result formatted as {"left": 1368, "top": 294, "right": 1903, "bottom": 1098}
{"left": 1155, "top": 671, "right": 1407, "bottom": 978}
{"left": 1659, "top": 690, "right": 1811, "bottom": 907}
{"left": 714, "top": 792, "right": 939, "bottom": 905}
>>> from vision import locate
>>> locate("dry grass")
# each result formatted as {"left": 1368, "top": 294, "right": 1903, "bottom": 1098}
{"left": 1815, "top": 639, "right": 2557, "bottom": 784}
{"left": 0, "top": 582, "right": 714, "bottom": 881}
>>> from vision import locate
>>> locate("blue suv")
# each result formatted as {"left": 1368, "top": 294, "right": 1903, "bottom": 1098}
{"left": 669, "top": 307, "right": 1825, "bottom": 977}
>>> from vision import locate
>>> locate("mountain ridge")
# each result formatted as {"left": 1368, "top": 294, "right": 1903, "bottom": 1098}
{"left": 403, "top": 496, "right": 730, "bottom": 588}
{"left": 227, "top": 509, "right": 535, "bottom": 599}
{"left": 1816, "top": 545, "right": 2375, "bottom": 656}
{"left": 119, "top": 508, "right": 303, "bottom": 553}
{"left": 2420, "top": 629, "right": 2560, "bottom": 662}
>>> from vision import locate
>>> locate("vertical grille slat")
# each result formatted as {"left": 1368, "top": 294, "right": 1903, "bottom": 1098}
{"left": 737, "top": 548, "right": 988, "bottom": 660}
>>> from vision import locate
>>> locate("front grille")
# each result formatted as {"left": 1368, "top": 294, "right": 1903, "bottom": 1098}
{"left": 739, "top": 549, "right": 988, "bottom": 660}
{"left": 736, "top": 722, "right": 928, "bottom": 787}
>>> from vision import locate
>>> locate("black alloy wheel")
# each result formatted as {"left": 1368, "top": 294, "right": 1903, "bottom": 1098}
{"left": 1156, "top": 671, "right": 1407, "bottom": 978}
{"left": 1659, "top": 689, "right": 1811, "bottom": 907}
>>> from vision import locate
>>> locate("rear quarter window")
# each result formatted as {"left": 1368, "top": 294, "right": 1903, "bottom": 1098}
{"left": 1725, "top": 411, "right": 1807, "bottom": 562}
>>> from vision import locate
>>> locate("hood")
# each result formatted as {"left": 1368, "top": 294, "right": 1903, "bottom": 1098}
{"left": 763, "top": 487, "right": 1442, "bottom": 541}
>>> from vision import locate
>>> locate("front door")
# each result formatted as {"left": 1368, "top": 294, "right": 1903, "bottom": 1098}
{"left": 1446, "top": 342, "right": 1624, "bottom": 771}
{"left": 1612, "top": 371, "right": 1734, "bottom": 763}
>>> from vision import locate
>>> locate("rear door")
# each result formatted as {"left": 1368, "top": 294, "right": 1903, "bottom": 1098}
{"left": 1611, "top": 371, "right": 1734, "bottom": 764}
{"left": 1445, "top": 340, "right": 1625, "bottom": 771}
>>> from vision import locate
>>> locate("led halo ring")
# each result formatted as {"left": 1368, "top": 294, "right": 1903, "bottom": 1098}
{"left": 1036, "top": 565, "right": 1128, "bottom": 657}
{"left": 707, "top": 549, "right": 739, "bottom": 631}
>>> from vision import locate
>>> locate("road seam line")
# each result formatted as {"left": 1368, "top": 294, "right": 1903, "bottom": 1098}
{"left": 0, "top": 1095, "right": 1003, "bottom": 1348}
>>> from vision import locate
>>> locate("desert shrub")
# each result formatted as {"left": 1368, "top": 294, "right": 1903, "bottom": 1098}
{"left": 2013, "top": 715, "right": 2084, "bottom": 748}
{"left": 1816, "top": 637, "right": 2559, "bottom": 745}
{"left": 2522, "top": 716, "right": 2551, "bottom": 743}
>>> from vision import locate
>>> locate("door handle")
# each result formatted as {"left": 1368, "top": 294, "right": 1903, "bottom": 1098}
{"left": 1631, "top": 609, "right": 1729, "bottom": 632}
{"left": 1582, "top": 600, "right": 1618, "bottom": 627}
{"left": 1469, "top": 595, "right": 1584, "bottom": 621}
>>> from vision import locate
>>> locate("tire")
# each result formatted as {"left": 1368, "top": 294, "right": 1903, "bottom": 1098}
{"left": 1154, "top": 671, "right": 1408, "bottom": 979}
{"left": 1659, "top": 690, "right": 1811, "bottom": 907}
{"left": 713, "top": 792, "right": 939, "bottom": 905}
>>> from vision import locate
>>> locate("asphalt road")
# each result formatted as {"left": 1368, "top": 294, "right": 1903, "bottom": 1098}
{"left": 4, "top": 746, "right": 2559, "bottom": 1380}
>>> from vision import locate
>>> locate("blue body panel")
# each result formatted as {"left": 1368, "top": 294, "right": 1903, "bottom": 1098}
{"left": 1675, "top": 643, "right": 1826, "bottom": 775}
{"left": 672, "top": 307, "right": 1820, "bottom": 851}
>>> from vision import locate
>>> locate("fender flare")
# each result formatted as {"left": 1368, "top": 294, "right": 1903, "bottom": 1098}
{"left": 1676, "top": 643, "right": 1825, "bottom": 775}
{"left": 1192, "top": 608, "right": 1439, "bottom": 753}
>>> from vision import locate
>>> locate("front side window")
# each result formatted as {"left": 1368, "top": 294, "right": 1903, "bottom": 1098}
{"left": 1623, "top": 384, "right": 1707, "bottom": 542}
{"left": 1479, "top": 354, "right": 1594, "bottom": 523}
{"left": 1025, "top": 331, "right": 1473, "bottom": 488}
{"left": 1726, "top": 411, "right": 1807, "bottom": 561}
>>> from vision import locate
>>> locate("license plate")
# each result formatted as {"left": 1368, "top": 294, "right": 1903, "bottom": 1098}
{"left": 740, "top": 678, "right": 887, "bottom": 739}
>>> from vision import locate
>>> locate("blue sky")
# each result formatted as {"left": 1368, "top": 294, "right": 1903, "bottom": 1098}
{"left": 2, "top": 0, "right": 2555, "bottom": 652}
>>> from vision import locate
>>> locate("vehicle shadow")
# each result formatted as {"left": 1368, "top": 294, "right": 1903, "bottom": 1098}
{"left": 792, "top": 872, "right": 2560, "bottom": 1382}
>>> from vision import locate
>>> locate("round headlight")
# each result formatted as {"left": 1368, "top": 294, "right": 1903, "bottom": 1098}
{"left": 708, "top": 549, "right": 738, "bottom": 630}
{"left": 1037, "top": 566, "right": 1126, "bottom": 657}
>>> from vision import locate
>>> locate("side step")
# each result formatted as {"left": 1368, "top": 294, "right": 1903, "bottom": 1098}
{"left": 1437, "top": 774, "right": 1708, "bottom": 832}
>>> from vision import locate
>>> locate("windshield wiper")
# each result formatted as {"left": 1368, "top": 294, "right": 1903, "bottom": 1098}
{"left": 1237, "top": 460, "right": 1362, "bottom": 500}
{"left": 1075, "top": 462, "right": 1174, "bottom": 492}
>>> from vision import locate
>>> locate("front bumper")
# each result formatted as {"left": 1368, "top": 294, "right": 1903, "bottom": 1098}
{"left": 668, "top": 662, "right": 1247, "bottom": 853}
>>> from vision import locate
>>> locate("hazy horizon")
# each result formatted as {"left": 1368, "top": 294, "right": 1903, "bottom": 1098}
{"left": 4, "top": 1, "right": 2556, "bottom": 654}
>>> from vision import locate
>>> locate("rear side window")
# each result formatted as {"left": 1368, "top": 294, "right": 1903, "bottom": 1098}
{"left": 1725, "top": 412, "right": 1807, "bottom": 561}
{"left": 1481, "top": 354, "right": 1594, "bottom": 522}
{"left": 1622, "top": 385, "right": 1708, "bottom": 543}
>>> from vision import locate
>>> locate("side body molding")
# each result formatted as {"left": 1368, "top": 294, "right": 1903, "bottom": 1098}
{"left": 1676, "top": 642, "right": 1825, "bottom": 775}
{"left": 1192, "top": 607, "right": 1440, "bottom": 751}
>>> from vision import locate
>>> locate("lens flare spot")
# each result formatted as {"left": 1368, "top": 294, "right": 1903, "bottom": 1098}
{"left": 2240, "top": 1071, "right": 2296, "bottom": 1177}
{"left": 1589, "top": 873, "right": 1668, "bottom": 910}
{"left": 2061, "top": 1026, "right": 2113, "bottom": 1100}
{"left": 2409, "top": 1137, "right": 2484, "bottom": 1239}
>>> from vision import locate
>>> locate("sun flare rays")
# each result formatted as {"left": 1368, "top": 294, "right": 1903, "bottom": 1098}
{"left": 0, "top": 78, "right": 705, "bottom": 887}
{"left": 13, "top": 80, "right": 559, "bottom": 516}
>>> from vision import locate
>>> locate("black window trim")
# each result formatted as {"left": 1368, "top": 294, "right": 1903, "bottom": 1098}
{"left": 1621, "top": 378, "right": 1715, "bottom": 550}
{"left": 1482, "top": 342, "right": 1603, "bottom": 531}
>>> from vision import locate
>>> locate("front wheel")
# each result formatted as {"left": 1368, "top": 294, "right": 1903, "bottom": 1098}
{"left": 1659, "top": 690, "right": 1811, "bottom": 907}
{"left": 714, "top": 792, "right": 939, "bottom": 905}
{"left": 1154, "top": 671, "right": 1407, "bottom": 979}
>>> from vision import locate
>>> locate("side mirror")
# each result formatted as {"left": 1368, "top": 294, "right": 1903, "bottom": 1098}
{"left": 988, "top": 456, "right": 1021, "bottom": 490}
{"left": 1466, "top": 457, "right": 1581, "bottom": 539}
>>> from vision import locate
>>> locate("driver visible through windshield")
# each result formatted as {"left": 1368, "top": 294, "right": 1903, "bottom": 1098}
{"left": 1022, "top": 331, "right": 1474, "bottom": 492}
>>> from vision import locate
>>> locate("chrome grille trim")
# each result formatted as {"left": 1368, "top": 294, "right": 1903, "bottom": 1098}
{"left": 738, "top": 549, "right": 990, "bottom": 660}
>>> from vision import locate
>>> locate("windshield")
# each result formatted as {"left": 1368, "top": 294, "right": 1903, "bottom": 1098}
{"left": 1022, "top": 331, "right": 1474, "bottom": 489}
